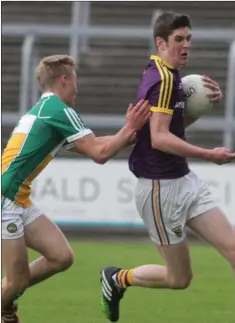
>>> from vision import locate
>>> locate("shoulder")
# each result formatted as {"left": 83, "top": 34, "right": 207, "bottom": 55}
{"left": 141, "top": 56, "right": 175, "bottom": 88}
{"left": 142, "top": 58, "right": 161, "bottom": 84}
{"left": 43, "top": 94, "right": 70, "bottom": 116}
{"left": 34, "top": 94, "right": 73, "bottom": 120}
{"left": 138, "top": 58, "right": 161, "bottom": 99}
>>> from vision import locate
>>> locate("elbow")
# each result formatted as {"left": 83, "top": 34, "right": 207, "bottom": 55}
{"left": 152, "top": 141, "right": 165, "bottom": 150}
{"left": 92, "top": 145, "right": 110, "bottom": 164}
{"left": 151, "top": 134, "right": 167, "bottom": 150}
{"left": 93, "top": 155, "right": 108, "bottom": 165}
{"left": 94, "top": 158, "right": 107, "bottom": 165}
{"left": 151, "top": 139, "right": 160, "bottom": 150}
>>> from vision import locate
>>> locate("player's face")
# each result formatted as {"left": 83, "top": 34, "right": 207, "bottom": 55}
{"left": 60, "top": 70, "right": 78, "bottom": 107}
{"left": 166, "top": 27, "right": 192, "bottom": 68}
{"left": 65, "top": 70, "right": 78, "bottom": 107}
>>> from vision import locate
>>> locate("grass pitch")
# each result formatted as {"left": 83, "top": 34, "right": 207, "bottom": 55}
{"left": 19, "top": 240, "right": 234, "bottom": 323}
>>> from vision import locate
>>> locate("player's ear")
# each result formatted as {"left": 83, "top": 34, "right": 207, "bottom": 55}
{"left": 156, "top": 37, "right": 166, "bottom": 51}
{"left": 60, "top": 75, "right": 68, "bottom": 88}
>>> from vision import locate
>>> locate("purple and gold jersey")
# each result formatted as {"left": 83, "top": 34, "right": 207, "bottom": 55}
{"left": 129, "top": 55, "right": 189, "bottom": 179}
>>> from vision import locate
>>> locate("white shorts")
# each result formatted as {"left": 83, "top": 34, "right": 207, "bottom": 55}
{"left": 135, "top": 171, "right": 217, "bottom": 246}
{"left": 1, "top": 197, "right": 43, "bottom": 239}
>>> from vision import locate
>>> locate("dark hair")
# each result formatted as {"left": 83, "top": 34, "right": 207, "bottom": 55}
{"left": 153, "top": 11, "right": 191, "bottom": 41}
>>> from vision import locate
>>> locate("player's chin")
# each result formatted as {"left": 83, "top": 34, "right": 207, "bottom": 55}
{"left": 70, "top": 98, "right": 76, "bottom": 107}
{"left": 180, "top": 56, "right": 188, "bottom": 67}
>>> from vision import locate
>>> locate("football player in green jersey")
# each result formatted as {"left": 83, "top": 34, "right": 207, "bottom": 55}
{"left": 1, "top": 54, "right": 151, "bottom": 322}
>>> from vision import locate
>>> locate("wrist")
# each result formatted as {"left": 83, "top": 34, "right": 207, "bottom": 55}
{"left": 201, "top": 149, "right": 214, "bottom": 161}
{"left": 122, "top": 125, "right": 136, "bottom": 141}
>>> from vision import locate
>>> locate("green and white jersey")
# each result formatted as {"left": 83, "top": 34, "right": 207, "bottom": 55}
{"left": 1, "top": 93, "right": 92, "bottom": 207}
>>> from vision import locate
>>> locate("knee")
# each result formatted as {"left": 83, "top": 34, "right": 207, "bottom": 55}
{"left": 168, "top": 272, "right": 193, "bottom": 290}
{"left": 55, "top": 247, "right": 74, "bottom": 272}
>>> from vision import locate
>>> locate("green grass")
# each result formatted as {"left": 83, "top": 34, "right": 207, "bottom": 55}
{"left": 18, "top": 240, "right": 234, "bottom": 323}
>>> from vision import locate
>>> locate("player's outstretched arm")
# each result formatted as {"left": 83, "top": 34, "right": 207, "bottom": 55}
{"left": 73, "top": 100, "right": 150, "bottom": 164}
{"left": 95, "top": 102, "right": 147, "bottom": 146}
{"left": 150, "top": 112, "right": 235, "bottom": 165}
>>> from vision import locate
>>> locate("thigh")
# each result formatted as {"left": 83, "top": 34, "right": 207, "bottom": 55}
{"left": 187, "top": 207, "right": 235, "bottom": 257}
{"left": 135, "top": 178, "right": 187, "bottom": 246}
{"left": 24, "top": 214, "right": 72, "bottom": 261}
{"left": 160, "top": 241, "right": 192, "bottom": 280}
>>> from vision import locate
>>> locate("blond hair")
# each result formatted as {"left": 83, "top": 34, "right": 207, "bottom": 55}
{"left": 36, "top": 55, "right": 77, "bottom": 91}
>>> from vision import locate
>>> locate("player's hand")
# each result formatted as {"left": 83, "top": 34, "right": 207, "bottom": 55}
{"left": 202, "top": 75, "right": 223, "bottom": 103}
{"left": 125, "top": 99, "right": 151, "bottom": 131}
{"left": 209, "top": 147, "right": 235, "bottom": 165}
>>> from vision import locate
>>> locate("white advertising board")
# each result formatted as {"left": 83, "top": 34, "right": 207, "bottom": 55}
{"left": 31, "top": 159, "right": 235, "bottom": 227}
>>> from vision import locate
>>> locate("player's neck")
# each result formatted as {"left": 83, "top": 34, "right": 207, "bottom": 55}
{"left": 43, "top": 88, "right": 65, "bottom": 102}
{"left": 156, "top": 53, "right": 179, "bottom": 70}
{"left": 41, "top": 90, "right": 54, "bottom": 97}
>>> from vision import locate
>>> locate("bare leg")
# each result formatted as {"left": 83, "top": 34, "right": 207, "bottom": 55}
{"left": 24, "top": 215, "right": 74, "bottom": 287}
{"left": 2, "top": 237, "right": 30, "bottom": 308}
{"left": 2, "top": 215, "right": 74, "bottom": 291}
{"left": 130, "top": 240, "right": 192, "bottom": 289}
{"left": 188, "top": 207, "right": 235, "bottom": 277}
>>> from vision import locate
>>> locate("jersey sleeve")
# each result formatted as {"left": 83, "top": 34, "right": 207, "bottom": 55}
{"left": 49, "top": 106, "right": 93, "bottom": 142}
{"left": 149, "top": 65, "right": 174, "bottom": 115}
{"left": 63, "top": 141, "right": 75, "bottom": 150}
